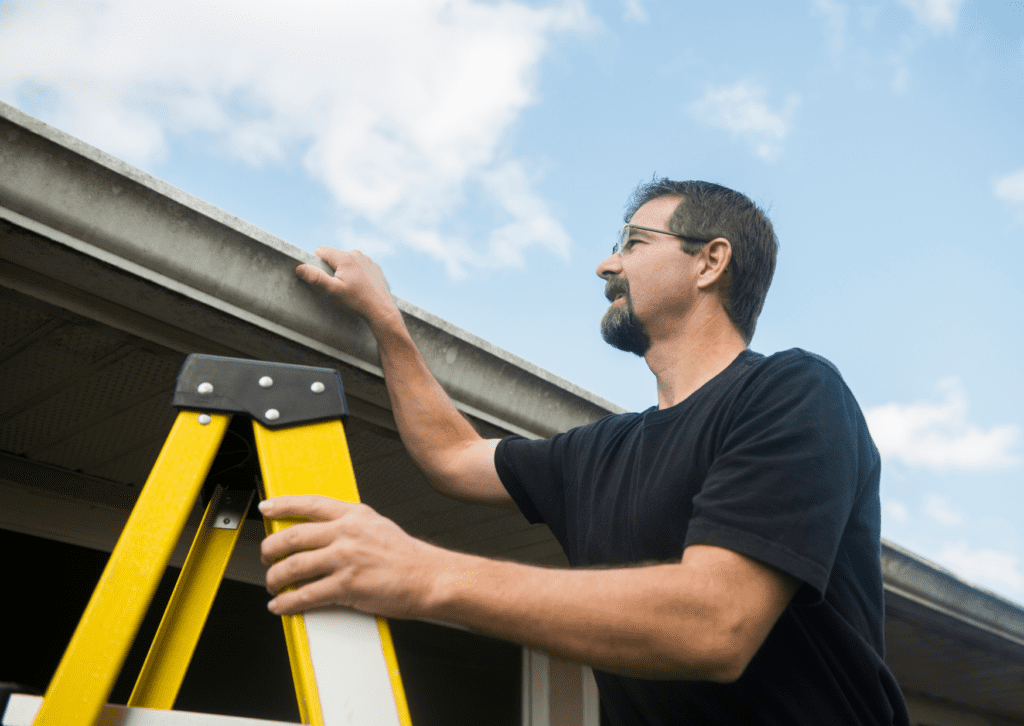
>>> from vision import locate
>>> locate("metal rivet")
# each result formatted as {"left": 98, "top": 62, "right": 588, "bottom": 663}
{"left": 222, "top": 517, "right": 231, "bottom": 525}
{"left": 265, "top": 408, "right": 280, "bottom": 421}
{"left": 311, "top": 381, "right": 325, "bottom": 393}
{"left": 198, "top": 414, "right": 212, "bottom": 425}
{"left": 198, "top": 382, "right": 214, "bottom": 395}
{"left": 259, "top": 376, "right": 274, "bottom": 388}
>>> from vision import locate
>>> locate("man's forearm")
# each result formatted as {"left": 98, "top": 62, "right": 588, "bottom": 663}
{"left": 261, "top": 499, "right": 797, "bottom": 684}
{"left": 421, "top": 549, "right": 750, "bottom": 682}
{"left": 366, "top": 311, "right": 501, "bottom": 498}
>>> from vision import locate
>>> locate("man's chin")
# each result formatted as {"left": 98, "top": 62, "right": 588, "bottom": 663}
{"left": 601, "top": 307, "right": 650, "bottom": 357}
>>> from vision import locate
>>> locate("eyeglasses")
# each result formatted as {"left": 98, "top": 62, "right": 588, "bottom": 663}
{"left": 613, "top": 224, "right": 716, "bottom": 256}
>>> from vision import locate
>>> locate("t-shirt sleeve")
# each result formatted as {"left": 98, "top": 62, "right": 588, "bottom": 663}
{"left": 494, "top": 433, "right": 571, "bottom": 531}
{"left": 685, "top": 355, "right": 872, "bottom": 601}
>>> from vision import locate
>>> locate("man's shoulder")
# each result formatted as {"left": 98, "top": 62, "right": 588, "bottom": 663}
{"left": 503, "top": 409, "right": 645, "bottom": 453}
{"left": 573, "top": 409, "right": 647, "bottom": 438}
{"left": 701, "top": 348, "right": 860, "bottom": 423}
{"left": 757, "top": 347, "right": 840, "bottom": 373}
{"left": 746, "top": 348, "right": 848, "bottom": 388}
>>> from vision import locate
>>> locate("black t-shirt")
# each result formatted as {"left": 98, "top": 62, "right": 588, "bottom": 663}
{"left": 495, "top": 348, "right": 910, "bottom": 725}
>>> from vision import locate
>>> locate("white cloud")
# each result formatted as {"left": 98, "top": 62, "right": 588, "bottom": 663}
{"left": 924, "top": 494, "right": 963, "bottom": 526}
{"left": 688, "top": 81, "right": 800, "bottom": 163}
{"left": 623, "top": 0, "right": 647, "bottom": 23}
{"left": 479, "top": 160, "right": 571, "bottom": 267}
{"left": 0, "top": 0, "right": 591, "bottom": 276}
{"left": 993, "top": 168, "right": 1024, "bottom": 223}
{"left": 865, "top": 379, "right": 1021, "bottom": 471}
{"left": 883, "top": 500, "right": 909, "bottom": 524}
{"left": 813, "top": 0, "right": 848, "bottom": 54}
{"left": 936, "top": 541, "right": 1024, "bottom": 593}
{"left": 897, "top": 0, "right": 964, "bottom": 33}
{"left": 892, "top": 66, "right": 910, "bottom": 93}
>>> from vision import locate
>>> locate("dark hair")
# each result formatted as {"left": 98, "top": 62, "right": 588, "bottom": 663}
{"left": 624, "top": 178, "right": 778, "bottom": 345}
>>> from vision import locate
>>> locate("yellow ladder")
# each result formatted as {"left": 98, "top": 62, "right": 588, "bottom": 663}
{"left": 22, "top": 354, "right": 413, "bottom": 726}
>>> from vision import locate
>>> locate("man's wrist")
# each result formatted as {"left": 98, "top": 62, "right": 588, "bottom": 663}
{"left": 419, "top": 549, "right": 503, "bottom": 622}
{"left": 365, "top": 304, "right": 407, "bottom": 341}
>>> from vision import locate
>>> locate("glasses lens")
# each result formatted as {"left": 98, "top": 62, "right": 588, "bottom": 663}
{"left": 616, "top": 225, "right": 630, "bottom": 255}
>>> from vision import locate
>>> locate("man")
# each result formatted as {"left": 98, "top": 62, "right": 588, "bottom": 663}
{"left": 260, "top": 179, "right": 910, "bottom": 724}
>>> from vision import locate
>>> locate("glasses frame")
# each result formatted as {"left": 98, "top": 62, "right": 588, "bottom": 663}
{"left": 614, "top": 224, "right": 716, "bottom": 256}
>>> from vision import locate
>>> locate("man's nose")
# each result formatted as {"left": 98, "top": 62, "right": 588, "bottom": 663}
{"left": 596, "top": 252, "right": 622, "bottom": 279}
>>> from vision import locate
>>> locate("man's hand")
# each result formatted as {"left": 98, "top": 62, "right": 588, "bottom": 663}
{"left": 260, "top": 495, "right": 443, "bottom": 618}
{"left": 294, "top": 246, "right": 512, "bottom": 507}
{"left": 296, "top": 247, "right": 401, "bottom": 330}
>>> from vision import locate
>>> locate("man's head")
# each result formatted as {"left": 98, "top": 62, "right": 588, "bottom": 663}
{"left": 601, "top": 179, "right": 777, "bottom": 352}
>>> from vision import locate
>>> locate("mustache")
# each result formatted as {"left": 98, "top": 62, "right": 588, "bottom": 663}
{"left": 604, "top": 275, "right": 630, "bottom": 303}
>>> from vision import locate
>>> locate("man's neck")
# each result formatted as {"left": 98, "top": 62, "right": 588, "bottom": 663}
{"left": 645, "top": 312, "right": 747, "bottom": 410}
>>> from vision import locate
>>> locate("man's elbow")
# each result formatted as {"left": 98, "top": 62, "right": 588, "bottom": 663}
{"left": 663, "top": 622, "right": 764, "bottom": 683}
{"left": 708, "top": 652, "right": 752, "bottom": 684}
{"left": 686, "top": 646, "right": 753, "bottom": 684}
{"left": 416, "top": 445, "right": 474, "bottom": 495}
{"left": 675, "top": 646, "right": 754, "bottom": 684}
{"left": 702, "top": 620, "right": 771, "bottom": 683}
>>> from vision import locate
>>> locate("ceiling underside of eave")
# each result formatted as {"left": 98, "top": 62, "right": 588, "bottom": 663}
{"left": 0, "top": 221, "right": 565, "bottom": 571}
{"left": 885, "top": 594, "right": 1024, "bottom": 723}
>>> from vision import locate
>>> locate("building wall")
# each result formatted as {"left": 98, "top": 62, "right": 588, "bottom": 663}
{"left": 522, "top": 649, "right": 600, "bottom": 726}
{"left": 905, "top": 694, "right": 1024, "bottom": 726}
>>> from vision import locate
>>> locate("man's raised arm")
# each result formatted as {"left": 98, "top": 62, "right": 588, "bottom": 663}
{"left": 296, "top": 246, "right": 513, "bottom": 508}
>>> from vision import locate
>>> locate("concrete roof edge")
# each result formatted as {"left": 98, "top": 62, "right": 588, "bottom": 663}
{"left": 881, "top": 538, "right": 1024, "bottom": 646}
{"left": 0, "top": 100, "right": 298, "bottom": 261}
{"left": 393, "top": 295, "right": 627, "bottom": 415}
{"left": 0, "top": 102, "right": 622, "bottom": 440}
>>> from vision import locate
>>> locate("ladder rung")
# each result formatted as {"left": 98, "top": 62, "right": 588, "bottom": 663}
{"left": 5, "top": 694, "right": 298, "bottom": 726}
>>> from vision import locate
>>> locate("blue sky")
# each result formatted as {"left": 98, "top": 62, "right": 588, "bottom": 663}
{"left": 2, "top": 0, "right": 1022, "bottom": 603}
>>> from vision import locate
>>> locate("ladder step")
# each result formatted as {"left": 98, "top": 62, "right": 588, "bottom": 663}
{"left": 304, "top": 609, "right": 404, "bottom": 726}
{"left": 4, "top": 694, "right": 297, "bottom": 726}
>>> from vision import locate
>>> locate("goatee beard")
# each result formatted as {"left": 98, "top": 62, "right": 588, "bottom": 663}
{"left": 600, "top": 276, "right": 650, "bottom": 357}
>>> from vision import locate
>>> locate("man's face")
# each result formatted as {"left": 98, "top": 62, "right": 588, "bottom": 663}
{"left": 597, "top": 195, "right": 698, "bottom": 356}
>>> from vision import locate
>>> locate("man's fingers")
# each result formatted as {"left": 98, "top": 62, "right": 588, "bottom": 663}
{"left": 265, "top": 546, "right": 336, "bottom": 596}
{"left": 259, "top": 496, "right": 353, "bottom": 567}
{"left": 295, "top": 262, "right": 344, "bottom": 293}
{"left": 268, "top": 576, "right": 343, "bottom": 615}
{"left": 260, "top": 494, "right": 350, "bottom": 521}
{"left": 313, "top": 245, "right": 351, "bottom": 269}
{"left": 261, "top": 519, "right": 334, "bottom": 566}
{"left": 295, "top": 262, "right": 325, "bottom": 285}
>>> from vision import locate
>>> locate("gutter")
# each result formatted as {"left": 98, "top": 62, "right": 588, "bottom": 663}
{"left": 0, "top": 100, "right": 623, "bottom": 441}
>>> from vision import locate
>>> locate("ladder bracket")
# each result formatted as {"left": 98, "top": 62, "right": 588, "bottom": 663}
{"left": 210, "top": 486, "right": 255, "bottom": 530}
{"left": 173, "top": 354, "right": 348, "bottom": 428}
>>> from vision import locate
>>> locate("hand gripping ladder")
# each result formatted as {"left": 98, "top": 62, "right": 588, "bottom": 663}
{"left": 7, "top": 355, "right": 413, "bottom": 726}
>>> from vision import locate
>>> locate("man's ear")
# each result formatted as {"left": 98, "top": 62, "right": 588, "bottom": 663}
{"left": 697, "top": 238, "right": 732, "bottom": 290}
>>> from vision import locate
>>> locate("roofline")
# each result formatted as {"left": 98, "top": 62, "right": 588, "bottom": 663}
{"left": 882, "top": 539, "right": 1024, "bottom": 652}
{"left": 0, "top": 100, "right": 623, "bottom": 441}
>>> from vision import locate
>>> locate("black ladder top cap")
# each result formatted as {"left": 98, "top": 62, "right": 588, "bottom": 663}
{"left": 173, "top": 354, "right": 348, "bottom": 428}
